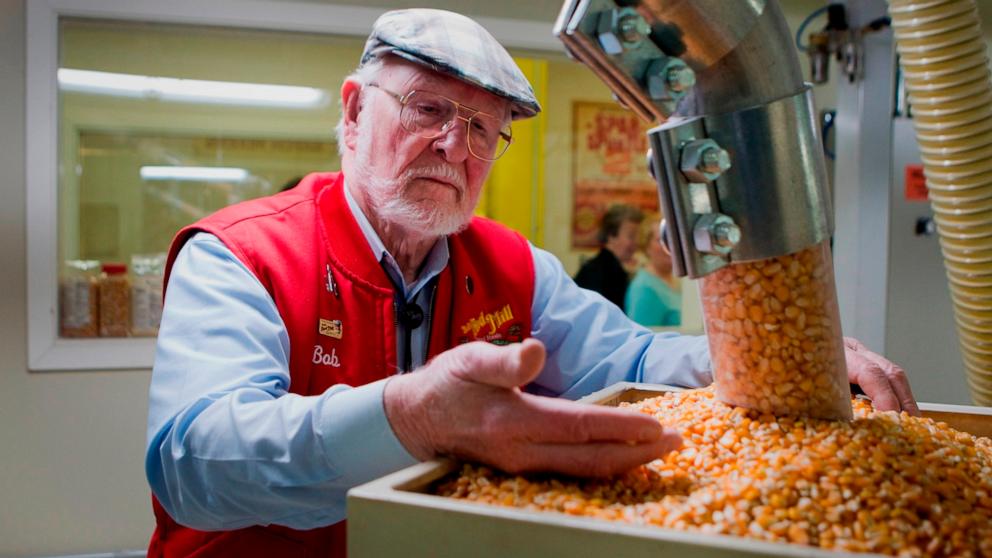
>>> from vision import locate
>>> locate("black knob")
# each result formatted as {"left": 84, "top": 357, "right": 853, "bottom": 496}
{"left": 915, "top": 216, "right": 936, "bottom": 237}
{"left": 398, "top": 303, "right": 425, "bottom": 329}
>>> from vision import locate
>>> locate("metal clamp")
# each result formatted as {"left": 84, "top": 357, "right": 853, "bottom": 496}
{"left": 650, "top": 86, "right": 833, "bottom": 278}
{"left": 555, "top": 0, "right": 697, "bottom": 122}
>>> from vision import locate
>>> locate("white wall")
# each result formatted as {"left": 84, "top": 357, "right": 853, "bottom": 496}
{"left": 2, "top": 1, "right": 155, "bottom": 555}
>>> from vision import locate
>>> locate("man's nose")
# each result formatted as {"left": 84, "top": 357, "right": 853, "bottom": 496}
{"left": 431, "top": 117, "right": 471, "bottom": 163}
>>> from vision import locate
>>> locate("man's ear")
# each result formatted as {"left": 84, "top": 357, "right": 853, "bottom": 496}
{"left": 340, "top": 79, "right": 363, "bottom": 150}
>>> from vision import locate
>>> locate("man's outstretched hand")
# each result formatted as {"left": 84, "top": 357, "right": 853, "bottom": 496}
{"left": 845, "top": 337, "right": 920, "bottom": 415}
{"left": 384, "top": 338, "right": 681, "bottom": 477}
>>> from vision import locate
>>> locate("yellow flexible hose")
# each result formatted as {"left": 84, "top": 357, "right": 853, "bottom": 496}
{"left": 889, "top": 0, "right": 992, "bottom": 404}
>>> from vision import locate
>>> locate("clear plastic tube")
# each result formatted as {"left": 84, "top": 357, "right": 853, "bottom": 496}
{"left": 699, "top": 241, "right": 852, "bottom": 420}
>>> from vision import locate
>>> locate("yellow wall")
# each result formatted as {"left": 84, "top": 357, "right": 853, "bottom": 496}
{"left": 541, "top": 56, "right": 615, "bottom": 271}
{"left": 478, "top": 57, "right": 548, "bottom": 245}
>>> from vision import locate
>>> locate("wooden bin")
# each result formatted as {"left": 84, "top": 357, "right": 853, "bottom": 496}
{"left": 348, "top": 382, "right": 992, "bottom": 558}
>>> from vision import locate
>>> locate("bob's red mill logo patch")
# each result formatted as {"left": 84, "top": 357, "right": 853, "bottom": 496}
{"left": 461, "top": 304, "right": 514, "bottom": 338}
{"left": 319, "top": 318, "right": 343, "bottom": 339}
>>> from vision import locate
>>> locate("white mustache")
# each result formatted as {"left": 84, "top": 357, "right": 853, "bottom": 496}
{"left": 403, "top": 164, "right": 466, "bottom": 193}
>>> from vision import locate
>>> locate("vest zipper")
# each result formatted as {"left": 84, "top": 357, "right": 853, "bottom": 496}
{"left": 403, "top": 314, "right": 413, "bottom": 373}
{"left": 392, "top": 299, "right": 407, "bottom": 374}
{"left": 422, "top": 279, "right": 439, "bottom": 362}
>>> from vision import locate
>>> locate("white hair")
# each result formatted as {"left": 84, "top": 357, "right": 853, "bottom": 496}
{"left": 335, "top": 59, "right": 386, "bottom": 156}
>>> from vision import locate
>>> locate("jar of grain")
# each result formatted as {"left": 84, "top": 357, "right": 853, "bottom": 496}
{"left": 699, "top": 240, "right": 852, "bottom": 420}
{"left": 60, "top": 260, "right": 101, "bottom": 338}
{"left": 99, "top": 262, "right": 130, "bottom": 337}
{"left": 130, "top": 254, "right": 165, "bottom": 337}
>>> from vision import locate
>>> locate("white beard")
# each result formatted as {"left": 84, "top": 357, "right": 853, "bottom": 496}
{"left": 351, "top": 118, "right": 473, "bottom": 238}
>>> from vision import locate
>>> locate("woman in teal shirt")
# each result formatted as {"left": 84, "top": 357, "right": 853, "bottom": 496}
{"left": 626, "top": 218, "right": 681, "bottom": 327}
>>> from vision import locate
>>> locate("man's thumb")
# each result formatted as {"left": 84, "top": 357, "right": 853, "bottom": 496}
{"left": 448, "top": 338, "right": 546, "bottom": 388}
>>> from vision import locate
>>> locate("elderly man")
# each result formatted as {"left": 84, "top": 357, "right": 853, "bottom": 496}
{"left": 145, "top": 8, "right": 918, "bottom": 557}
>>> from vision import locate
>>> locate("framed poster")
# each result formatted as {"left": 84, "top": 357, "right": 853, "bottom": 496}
{"left": 571, "top": 101, "right": 659, "bottom": 248}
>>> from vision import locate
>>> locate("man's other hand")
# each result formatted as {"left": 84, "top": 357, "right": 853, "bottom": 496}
{"left": 383, "top": 338, "right": 681, "bottom": 477}
{"left": 844, "top": 337, "right": 921, "bottom": 416}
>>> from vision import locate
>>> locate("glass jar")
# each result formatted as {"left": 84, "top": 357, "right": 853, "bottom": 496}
{"left": 699, "top": 240, "right": 852, "bottom": 420}
{"left": 130, "top": 253, "right": 165, "bottom": 337}
{"left": 98, "top": 262, "right": 131, "bottom": 337}
{"left": 60, "top": 260, "right": 101, "bottom": 338}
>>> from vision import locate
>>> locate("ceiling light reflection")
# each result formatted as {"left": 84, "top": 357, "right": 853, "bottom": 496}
{"left": 58, "top": 68, "right": 328, "bottom": 109}
{"left": 140, "top": 166, "right": 250, "bottom": 182}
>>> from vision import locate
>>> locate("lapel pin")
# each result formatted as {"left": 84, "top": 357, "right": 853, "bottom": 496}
{"left": 325, "top": 264, "right": 339, "bottom": 297}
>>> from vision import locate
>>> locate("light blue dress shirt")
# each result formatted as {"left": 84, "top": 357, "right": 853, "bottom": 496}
{"left": 146, "top": 195, "right": 712, "bottom": 531}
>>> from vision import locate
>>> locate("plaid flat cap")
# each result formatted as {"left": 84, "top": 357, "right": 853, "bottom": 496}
{"left": 360, "top": 9, "right": 541, "bottom": 119}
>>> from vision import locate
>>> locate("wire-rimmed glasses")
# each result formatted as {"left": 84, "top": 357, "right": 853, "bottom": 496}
{"left": 367, "top": 83, "right": 513, "bottom": 161}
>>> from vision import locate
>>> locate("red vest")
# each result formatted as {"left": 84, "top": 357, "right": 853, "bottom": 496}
{"left": 149, "top": 172, "right": 535, "bottom": 557}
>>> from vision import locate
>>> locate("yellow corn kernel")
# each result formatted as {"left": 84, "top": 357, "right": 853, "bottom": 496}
{"left": 438, "top": 389, "right": 992, "bottom": 557}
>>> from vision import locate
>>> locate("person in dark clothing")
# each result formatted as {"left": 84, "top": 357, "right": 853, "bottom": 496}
{"left": 574, "top": 204, "right": 644, "bottom": 310}
{"left": 278, "top": 175, "right": 304, "bottom": 192}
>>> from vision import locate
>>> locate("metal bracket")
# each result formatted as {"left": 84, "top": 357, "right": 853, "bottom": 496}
{"left": 554, "top": 0, "right": 696, "bottom": 122}
{"left": 650, "top": 87, "right": 833, "bottom": 278}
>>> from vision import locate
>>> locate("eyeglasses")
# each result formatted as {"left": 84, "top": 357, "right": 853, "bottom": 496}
{"left": 367, "top": 83, "right": 513, "bottom": 161}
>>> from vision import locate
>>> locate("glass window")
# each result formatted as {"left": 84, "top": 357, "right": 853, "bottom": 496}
{"left": 57, "top": 19, "right": 358, "bottom": 339}
{"left": 33, "top": 12, "right": 701, "bottom": 370}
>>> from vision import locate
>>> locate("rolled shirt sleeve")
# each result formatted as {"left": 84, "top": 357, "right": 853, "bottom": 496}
{"left": 145, "top": 233, "right": 416, "bottom": 531}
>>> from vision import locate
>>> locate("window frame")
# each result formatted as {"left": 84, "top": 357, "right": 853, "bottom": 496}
{"left": 26, "top": 0, "right": 560, "bottom": 371}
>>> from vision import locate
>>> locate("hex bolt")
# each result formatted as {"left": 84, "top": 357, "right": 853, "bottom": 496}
{"left": 700, "top": 147, "right": 732, "bottom": 175}
{"left": 666, "top": 65, "right": 696, "bottom": 93}
{"left": 597, "top": 8, "right": 648, "bottom": 55}
{"left": 693, "top": 214, "right": 740, "bottom": 256}
{"left": 680, "top": 139, "right": 731, "bottom": 183}
{"left": 646, "top": 57, "right": 692, "bottom": 107}
{"left": 617, "top": 11, "right": 650, "bottom": 47}
{"left": 712, "top": 220, "right": 741, "bottom": 249}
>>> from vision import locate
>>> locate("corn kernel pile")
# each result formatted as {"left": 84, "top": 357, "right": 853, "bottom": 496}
{"left": 700, "top": 241, "right": 852, "bottom": 420}
{"left": 436, "top": 389, "right": 992, "bottom": 557}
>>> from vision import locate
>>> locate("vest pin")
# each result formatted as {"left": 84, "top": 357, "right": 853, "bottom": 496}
{"left": 465, "top": 275, "right": 474, "bottom": 295}
{"left": 325, "top": 264, "right": 339, "bottom": 297}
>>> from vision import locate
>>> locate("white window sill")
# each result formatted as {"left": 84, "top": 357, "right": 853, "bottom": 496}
{"left": 30, "top": 336, "right": 158, "bottom": 371}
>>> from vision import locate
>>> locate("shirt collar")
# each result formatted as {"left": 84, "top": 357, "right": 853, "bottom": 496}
{"left": 343, "top": 181, "right": 450, "bottom": 299}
